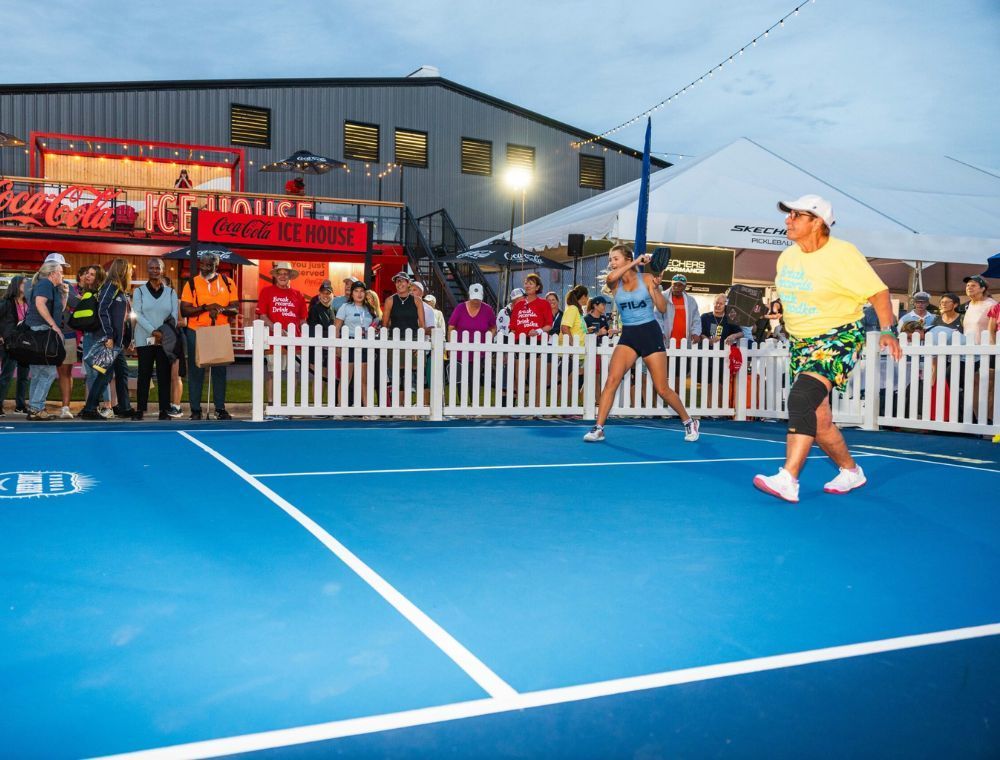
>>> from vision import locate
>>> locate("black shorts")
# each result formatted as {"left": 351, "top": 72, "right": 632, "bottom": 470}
{"left": 617, "top": 320, "right": 665, "bottom": 358}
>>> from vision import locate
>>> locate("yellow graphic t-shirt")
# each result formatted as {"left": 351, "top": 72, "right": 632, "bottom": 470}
{"left": 775, "top": 237, "right": 886, "bottom": 339}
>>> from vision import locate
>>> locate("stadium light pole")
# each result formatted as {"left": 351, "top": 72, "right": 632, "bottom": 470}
{"left": 503, "top": 167, "right": 532, "bottom": 298}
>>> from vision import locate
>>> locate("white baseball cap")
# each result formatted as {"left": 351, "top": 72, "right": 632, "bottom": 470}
{"left": 423, "top": 294, "right": 437, "bottom": 307}
{"left": 468, "top": 283, "right": 484, "bottom": 300}
{"left": 44, "top": 252, "right": 69, "bottom": 268}
{"left": 778, "top": 194, "right": 835, "bottom": 228}
{"left": 411, "top": 281, "right": 425, "bottom": 292}
{"left": 509, "top": 287, "right": 525, "bottom": 299}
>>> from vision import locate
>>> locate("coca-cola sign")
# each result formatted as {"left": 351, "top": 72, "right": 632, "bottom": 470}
{"left": 0, "top": 180, "right": 119, "bottom": 230}
{"left": 199, "top": 211, "right": 368, "bottom": 253}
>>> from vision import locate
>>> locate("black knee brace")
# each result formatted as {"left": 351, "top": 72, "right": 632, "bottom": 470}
{"left": 787, "top": 374, "right": 828, "bottom": 437}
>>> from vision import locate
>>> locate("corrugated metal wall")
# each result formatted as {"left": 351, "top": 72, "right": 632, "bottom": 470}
{"left": 0, "top": 81, "right": 656, "bottom": 245}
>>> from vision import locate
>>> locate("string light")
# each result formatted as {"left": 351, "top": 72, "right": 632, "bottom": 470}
{"left": 571, "top": 1, "right": 815, "bottom": 148}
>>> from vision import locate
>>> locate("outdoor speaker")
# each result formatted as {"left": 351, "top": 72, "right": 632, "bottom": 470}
{"left": 567, "top": 234, "right": 584, "bottom": 258}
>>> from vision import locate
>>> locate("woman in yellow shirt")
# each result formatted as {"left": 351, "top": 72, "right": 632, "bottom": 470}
{"left": 753, "top": 195, "right": 901, "bottom": 504}
{"left": 558, "top": 285, "right": 589, "bottom": 399}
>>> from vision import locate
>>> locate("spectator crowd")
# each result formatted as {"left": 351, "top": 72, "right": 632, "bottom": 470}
{"left": 0, "top": 253, "right": 997, "bottom": 421}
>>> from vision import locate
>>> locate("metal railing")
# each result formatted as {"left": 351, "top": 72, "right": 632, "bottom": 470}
{"left": 417, "top": 208, "right": 497, "bottom": 308}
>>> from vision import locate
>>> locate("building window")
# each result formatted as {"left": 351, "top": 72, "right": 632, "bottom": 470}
{"left": 506, "top": 144, "right": 535, "bottom": 172}
{"left": 395, "top": 128, "right": 428, "bottom": 168}
{"left": 344, "top": 121, "right": 380, "bottom": 163}
{"left": 230, "top": 104, "right": 271, "bottom": 149}
{"left": 461, "top": 138, "right": 492, "bottom": 176}
{"left": 579, "top": 154, "right": 605, "bottom": 190}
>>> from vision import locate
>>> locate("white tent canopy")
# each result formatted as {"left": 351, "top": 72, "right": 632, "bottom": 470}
{"left": 491, "top": 138, "right": 1000, "bottom": 266}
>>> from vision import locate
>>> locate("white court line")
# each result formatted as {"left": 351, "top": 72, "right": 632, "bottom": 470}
{"left": 635, "top": 424, "right": 1000, "bottom": 472}
{"left": 93, "top": 621, "right": 1000, "bottom": 760}
{"left": 253, "top": 454, "right": 838, "bottom": 479}
{"left": 634, "top": 423, "right": 788, "bottom": 446}
{"left": 177, "top": 431, "right": 516, "bottom": 700}
{"left": 862, "top": 452, "right": 1000, "bottom": 473}
{"left": 0, "top": 423, "right": 564, "bottom": 436}
{"left": 852, "top": 444, "right": 993, "bottom": 465}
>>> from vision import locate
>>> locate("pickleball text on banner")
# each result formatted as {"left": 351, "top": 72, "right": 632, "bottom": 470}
{"left": 198, "top": 211, "right": 369, "bottom": 253}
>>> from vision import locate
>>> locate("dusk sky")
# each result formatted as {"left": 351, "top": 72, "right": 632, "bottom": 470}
{"left": 7, "top": 0, "right": 999, "bottom": 167}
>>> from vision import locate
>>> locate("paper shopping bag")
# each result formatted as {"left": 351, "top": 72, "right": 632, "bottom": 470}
{"left": 195, "top": 324, "right": 235, "bottom": 367}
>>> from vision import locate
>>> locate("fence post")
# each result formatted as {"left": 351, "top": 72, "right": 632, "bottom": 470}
{"left": 861, "top": 331, "right": 881, "bottom": 431}
{"left": 734, "top": 339, "right": 749, "bottom": 421}
{"left": 251, "top": 319, "right": 266, "bottom": 422}
{"left": 583, "top": 334, "right": 597, "bottom": 420}
{"left": 430, "top": 328, "right": 445, "bottom": 421}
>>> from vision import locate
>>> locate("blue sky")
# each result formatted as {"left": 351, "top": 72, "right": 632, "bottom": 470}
{"left": 6, "top": 0, "right": 999, "bottom": 166}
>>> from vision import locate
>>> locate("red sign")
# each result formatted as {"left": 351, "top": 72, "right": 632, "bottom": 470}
{"left": 143, "top": 193, "right": 314, "bottom": 235}
{"left": 198, "top": 211, "right": 368, "bottom": 253}
{"left": 0, "top": 180, "right": 119, "bottom": 230}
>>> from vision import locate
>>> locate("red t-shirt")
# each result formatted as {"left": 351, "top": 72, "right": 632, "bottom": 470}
{"left": 510, "top": 297, "right": 553, "bottom": 337}
{"left": 257, "top": 285, "right": 307, "bottom": 329}
{"left": 670, "top": 293, "right": 687, "bottom": 342}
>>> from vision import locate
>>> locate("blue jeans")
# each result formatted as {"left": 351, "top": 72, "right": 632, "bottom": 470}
{"left": 186, "top": 329, "right": 227, "bottom": 412}
{"left": 81, "top": 332, "right": 110, "bottom": 403}
{"left": 0, "top": 345, "right": 29, "bottom": 410}
{"left": 27, "top": 325, "right": 61, "bottom": 413}
{"left": 83, "top": 348, "right": 131, "bottom": 413}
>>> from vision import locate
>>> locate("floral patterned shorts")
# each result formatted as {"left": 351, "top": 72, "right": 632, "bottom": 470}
{"left": 789, "top": 320, "right": 865, "bottom": 393}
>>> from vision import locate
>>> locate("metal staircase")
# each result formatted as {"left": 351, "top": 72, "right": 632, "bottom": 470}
{"left": 408, "top": 208, "right": 497, "bottom": 312}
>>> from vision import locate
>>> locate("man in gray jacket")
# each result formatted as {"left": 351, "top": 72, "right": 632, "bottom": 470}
{"left": 656, "top": 274, "right": 702, "bottom": 345}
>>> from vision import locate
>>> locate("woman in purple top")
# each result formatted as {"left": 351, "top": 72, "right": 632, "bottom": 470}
{"left": 447, "top": 284, "right": 497, "bottom": 395}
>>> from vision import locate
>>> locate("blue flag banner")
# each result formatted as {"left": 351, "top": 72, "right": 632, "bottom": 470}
{"left": 634, "top": 117, "right": 652, "bottom": 260}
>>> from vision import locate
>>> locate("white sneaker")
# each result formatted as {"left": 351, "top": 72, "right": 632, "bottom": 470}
{"left": 824, "top": 465, "right": 867, "bottom": 495}
{"left": 753, "top": 468, "right": 800, "bottom": 503}
{"left": 60, "top": 406, "right": 74, "bottom": 419}
{"left": 683, "top": 418, "right": 700, "bottom": 442}
{"left": 583, "top": 425, "right": 605, "bottom": 442}
{"left": 97, "top": 406, "right": 115, "bottom": 420}
{"left": 167, "top": 404, "right": 183, "bottom": 419}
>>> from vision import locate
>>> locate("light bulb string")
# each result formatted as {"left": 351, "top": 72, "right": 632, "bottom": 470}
{"left": 571, "top": 0, "right": 815, "bottom": 149}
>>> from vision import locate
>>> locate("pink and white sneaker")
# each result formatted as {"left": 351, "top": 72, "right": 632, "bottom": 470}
{"left": 824, "top": 466, "right": 867, "bottom": 494}
{"left": 753, "top": 468, "right": 800, "bottom": 503}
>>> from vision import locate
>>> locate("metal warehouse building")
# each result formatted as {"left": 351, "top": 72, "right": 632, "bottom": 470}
{"left": 0, "top": 68, "right": 664, "bottom": 246}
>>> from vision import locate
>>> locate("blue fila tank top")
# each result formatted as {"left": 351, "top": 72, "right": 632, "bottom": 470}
{"left": 614, "top": 276, "right": 656, "bottom": 326}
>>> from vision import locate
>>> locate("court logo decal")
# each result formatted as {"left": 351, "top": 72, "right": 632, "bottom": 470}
{"left": 0, "top": 471, "right": 95, "bottom": 500}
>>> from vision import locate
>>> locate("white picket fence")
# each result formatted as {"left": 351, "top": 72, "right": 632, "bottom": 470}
{"left": 249, "top": 322, "right": 999, "bottom": 435}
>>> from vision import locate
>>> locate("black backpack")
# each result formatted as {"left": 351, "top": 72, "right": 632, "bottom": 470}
{"left": 0, "top": 299, "right": 18, "bottom": 343}
{"left": 67, "top": 291, "right": 101, "bottom": 332}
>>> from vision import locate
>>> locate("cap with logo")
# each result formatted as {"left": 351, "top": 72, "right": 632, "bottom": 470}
{"left": 468, "top": 283, "right": 484, "bottom": 300}
{"left": 319, "top": 279, "right": 333, "bottom": 293}
{"left": 777, "top": 194, "right": 835, "bottom": 228}
{"left": 509, "top": 287, "right": 526, "bottom": 299}
{"left": 392, "top": 271, "right": 412, "bottom": 282}
{"left": 963, "top": 275, "right": 988, "bottom": 289}
{"left": 671, "top": 274, "right": 688, "bottom": 284}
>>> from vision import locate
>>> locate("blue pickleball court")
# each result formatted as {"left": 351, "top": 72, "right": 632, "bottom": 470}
{"left": 2, "top": 419, "right": 998, "bottom": 758}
